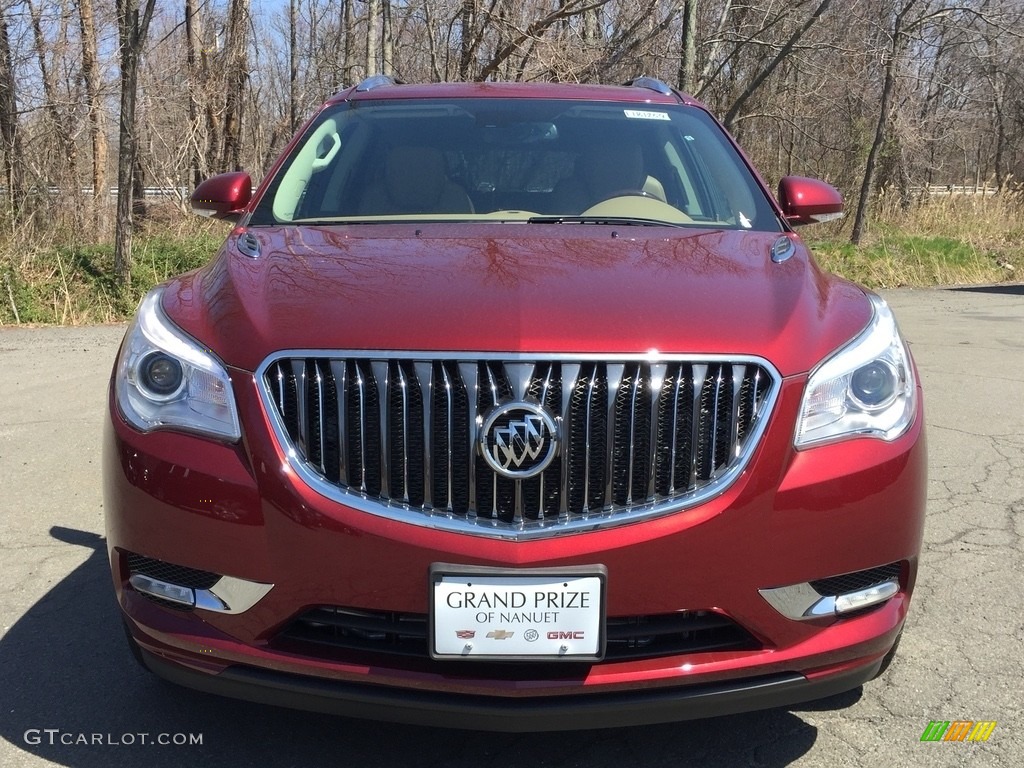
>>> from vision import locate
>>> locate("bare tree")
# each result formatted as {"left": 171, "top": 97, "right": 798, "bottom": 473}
{"left": 221, "top": 0, "right": 250, "bottom": 172}
{"left": 114, "top": 0, "right": 158, "bottom": 286}
{"left": 79, "top": 0, "right": 107, "bottom": 234}
{"left": 850, "top": 0, "right": 919, "bottom": 245}
{"left": 721, "top": 0, "right": 832, "bottom": 132}
{"left": 678, "top": 0, "right": 698, "bottom": 92}
{"left": 367, "top": 0, "right": 380, "bottom": 75}
{"left": 26, "top": 0, "right": 78, "bottom": 191}
{"left": 0, "top": 6, "right": 24, "bottom": 221}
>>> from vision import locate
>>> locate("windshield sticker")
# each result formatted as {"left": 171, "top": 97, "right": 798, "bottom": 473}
{"left": 624, "top": 109, "right": 671, "bottom": 121}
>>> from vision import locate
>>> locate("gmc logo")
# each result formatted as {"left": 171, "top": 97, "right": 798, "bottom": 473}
{"left": 547, "top": 631, "right": 585, "bottom": 640}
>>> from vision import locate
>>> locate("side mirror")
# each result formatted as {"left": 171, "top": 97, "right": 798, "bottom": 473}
{"left": 777, "top": 176, "right": 843, "bottom": 226}
{"left": 191, "top": 172, "right": 252, "bottom": 222}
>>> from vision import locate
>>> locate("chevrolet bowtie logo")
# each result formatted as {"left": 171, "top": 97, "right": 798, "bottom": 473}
{"left": 492, "top": 414, "right": 546, "bottom": 469}
{"left": 486, "top": 629, "right": 515, "bottom": 640}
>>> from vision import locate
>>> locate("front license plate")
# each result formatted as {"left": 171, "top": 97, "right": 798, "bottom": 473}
{"left": 430, "top": 564, "right": 607, "bottom": 661}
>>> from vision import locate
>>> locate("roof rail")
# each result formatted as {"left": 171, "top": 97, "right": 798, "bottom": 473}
{"left": 623, "top": 77, "right": 674, "bottom": 96}
{"left": 355, "top": 74, "right": 402, "bottom": 92}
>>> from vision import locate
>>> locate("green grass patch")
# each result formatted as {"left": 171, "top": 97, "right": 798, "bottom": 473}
{"left": 0, "top": 230, "right": 222, "bottom": 326}
{"left": 807, "top": 226, "right": 1016, "bottom": 289}
{"left": 2, "top": 194, "right": 1021, "bottom": 325}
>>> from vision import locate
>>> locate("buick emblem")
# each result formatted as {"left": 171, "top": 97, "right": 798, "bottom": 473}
{"left": 479, "top": 401, "right": 559, "bottom": 479}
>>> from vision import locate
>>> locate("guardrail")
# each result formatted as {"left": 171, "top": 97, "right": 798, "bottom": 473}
{"left": 0, "top": 186, "right": 189, "bottom": 200}
{"left": 916, "top": 184, "right": 998, "bottom": 196}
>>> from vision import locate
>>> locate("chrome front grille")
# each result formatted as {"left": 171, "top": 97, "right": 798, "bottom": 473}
{"left": 259, "top": 353, "right": 779, "bottom": 538}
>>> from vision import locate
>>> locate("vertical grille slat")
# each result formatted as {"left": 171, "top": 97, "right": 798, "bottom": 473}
{"left": 387, "top": 362, "right": 424, "bottom": 506}
{"left": 345, "top": 360, "right": 382, "bottom": 496}
{"left": 694, "top": 364, "right": 715, "bottom": 483}
{"left": 567, "top": 363, "right": 608, "bottom": 515}
{"left": 331, "top": 361, "right": 348, "bottom": 486}
{"left": 522, "top": 362, "right": 562, "bottom": 520}
{"left": 476, "top": 362, "right": 516, "bottom": 523}
{"left": 414, "top": 361, "right": 433, "bottom": 510}
{"left": 292, "top": 360, "right": 309, "bottom": 454}
{"left": 263, "top": 355, "right": 777, "bottom": 536}
{"left": 306, "top": 360, "right": 324, "bottom": 472}
{"left": 712, "top": 364, "right": 735, "bottom": 475}
{"left": 646, "top": 363, "right": 667, "bottom": 501}
{"left": 371, "top": 361, "right": 391, "bottom": 501}
{"left": 314, "top": 360, "right": 341, "bottom": 482}
{"left": 269, "top": 360, "right": 300, "bottom": 443}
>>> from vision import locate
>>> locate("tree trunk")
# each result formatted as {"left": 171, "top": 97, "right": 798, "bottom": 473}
{"left": 851, "top": 1, "right": 916, "bottom": 246}
{"left": 114, "top": 0, "right": 157, "bottom": 287}
{"left": 581, "top": 5, "right": 600, "bottom": 44}
{"left": 289, "top": 0, "right": 298, "bottom": 132}
{"left": 184, "top": 0, "right": 204, "bottom": 187}
{"left": 0, "top": 10, "right": 24, "bottom": 221}
{"left": 343, "top": 0, "right": 355, "bottom": 84}
{"left": 28, "top": 0, "right": 78, "bottom": 189}
{"left": 79, "top": 0, "right": 106, "bottom": 233}
{"left": 221, "top": 0, "right": 250, "bottom": 173}
{"left": 678, "top": 0, "right": 697, "bottom": 93}
{"left": 459, "top": 0, "right": 476, "bottom": 80}
{"left": 366, "top": 0, "right": 380, "bottom": 77}
{"left": 382, "top": 1, "right": 394, "bottom": 77}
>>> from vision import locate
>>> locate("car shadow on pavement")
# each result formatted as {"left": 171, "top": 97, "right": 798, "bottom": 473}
{"left": 0, "top": 527, "right": 862, "bottom": 768}
{"left": 949, "top": 283, "right": 1024, "bottom": 296}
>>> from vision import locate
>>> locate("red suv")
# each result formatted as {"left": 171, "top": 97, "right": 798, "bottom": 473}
{"left": 104, "top": 77, "right": 925, "bottom": 731}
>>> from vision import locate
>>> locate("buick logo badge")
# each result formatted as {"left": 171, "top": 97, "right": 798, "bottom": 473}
{"left": 479, "top": 401, "right": 559, "bottom": 479}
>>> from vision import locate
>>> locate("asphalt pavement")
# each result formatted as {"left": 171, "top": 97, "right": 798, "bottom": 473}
{"left": 0, "top": 285, "right": 1021, "bottom": 768}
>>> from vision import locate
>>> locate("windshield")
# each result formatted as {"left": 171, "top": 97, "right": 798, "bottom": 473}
{"left": 249, "top": 98, "right": 782, "bottom": 231}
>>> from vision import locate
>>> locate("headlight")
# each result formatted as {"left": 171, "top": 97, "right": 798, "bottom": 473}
{"left": 796, "top": 294, "right": 916, "bottom": 447}
{"left": 115, "top": 288, "right": 241, "bottom": 441}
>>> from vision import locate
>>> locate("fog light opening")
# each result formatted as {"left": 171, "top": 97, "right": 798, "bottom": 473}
{"left": 759, "top": 573, "right": 901, "bottom": 621}
{"left": 834, "top": 579, "right": 899, "bottom": 615}
{"left": 129, "top": 574, "right": 196, "bottom": 608}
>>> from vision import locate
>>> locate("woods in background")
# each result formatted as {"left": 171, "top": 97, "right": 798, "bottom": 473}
{"left": 0, "top": 0, "right": 1022, "bottom": 283}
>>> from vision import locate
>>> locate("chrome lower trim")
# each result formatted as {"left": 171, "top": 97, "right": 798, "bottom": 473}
{"left": 130, "top": 573, "right": 273, "bottom": 614}
{"left": 759, "top": 579, "right": 900, "bottom": 620}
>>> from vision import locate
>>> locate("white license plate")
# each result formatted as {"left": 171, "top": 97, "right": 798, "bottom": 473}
{"left": 430, "top": 564, "right": 606, "bottom": 660}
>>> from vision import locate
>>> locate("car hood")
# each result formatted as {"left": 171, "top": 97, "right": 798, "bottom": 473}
{"left": 161, "top": 224, "right": 871, "bottom": 376}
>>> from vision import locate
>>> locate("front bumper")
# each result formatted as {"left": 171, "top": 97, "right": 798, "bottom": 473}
{"left": 138, "top": 645, "right": 889, "bottom": 731}
{"left": 105, "top": 369, "right": 926, "bottom": 728}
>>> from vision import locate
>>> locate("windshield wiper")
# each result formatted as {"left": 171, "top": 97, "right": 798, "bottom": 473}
{"left": 527, "top": 215, "right": 686, "bottom": 228}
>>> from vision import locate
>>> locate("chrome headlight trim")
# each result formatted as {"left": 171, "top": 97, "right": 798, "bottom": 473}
{"left": 115, "top": 287, "right": 241, "bottom": 441}
{"left": 795, "top": 294, "right": 917, "bottom": 448}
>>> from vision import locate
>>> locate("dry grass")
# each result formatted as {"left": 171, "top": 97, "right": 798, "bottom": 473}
{"left": 0, "top": 205, "right": 222, "bottom": 326}
{"left": 2, "top": 193, "right": 1021, "bottom": 325}
{"left": 808, "top": 191, "right": 1021, "bottom": 289}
